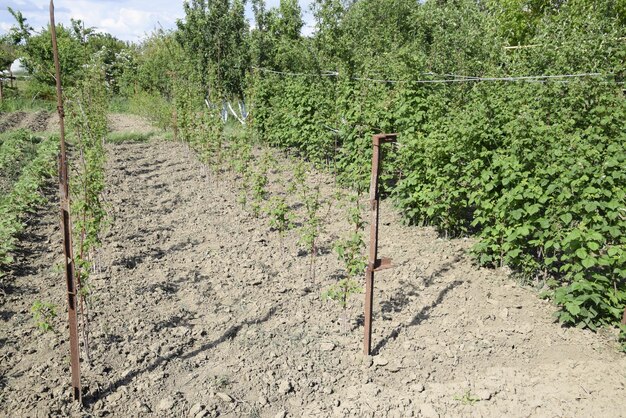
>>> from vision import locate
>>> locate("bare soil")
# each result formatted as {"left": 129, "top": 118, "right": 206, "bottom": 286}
{"left": 19, "top": 111, "right": 53, "bottom": 132}
{"left": 0, "top": 111, "right": 27, "bottom": 133}
{"left": 1, "top": 113, "right": 625, "bottom": 418}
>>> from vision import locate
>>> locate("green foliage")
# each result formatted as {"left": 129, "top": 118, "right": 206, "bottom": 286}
{"left": 107, "top": 131, "right": 155, "bottom": 144}
{"left": 250, "top": 170, "right": 268, "bottom": 218}
{"left": 247, "top": 0, "right": 626, "bottom": 333}
{"left": 5, "top": 7, "right": 33, "bottom": 46}
{"left": 334, "top": 232, "right": 367, "bottom": 279}
{"left": 0, "top": 132, "right": 58, "bottom": 275}
{"left": 334, "top": 197, "right": 367, "bottom": 279}
{"left": 176, "top": 0, "right": 249, "bottom": 98}
{"left": 119, "top": 30, "right": 182, "bottom": 98}
{"left": 66, "top": 57, "right": 109, "bottom": 291}
{"left": 322, "top": 278, "right": 362, "bottom": 310}
{"left": 31, "top": 300, "right": 57, "bottom": 333}
{"left": 0, "top": 35, "right": 18, "bottom": 73}
{"left": 454, "top": 389, "right": 481, "bottom": 406}
{"left": 0, "top": 129, "right": 41, "bottom": 194}
{"left": 21, "top": 24, "right": 86, "bottom": 87}
{"left": 267, "top": 195, "right": 294, "bottom": 235}
{"left": 298, "top": 183, "right": 323, "bottom": 256}
{"left": 128, "top": 91, "right": 175, "bottom": 131}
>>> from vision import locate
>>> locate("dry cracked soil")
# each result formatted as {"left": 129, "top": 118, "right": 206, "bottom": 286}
{"left": 1, "top": 112, "right": 625, "bottom": 418}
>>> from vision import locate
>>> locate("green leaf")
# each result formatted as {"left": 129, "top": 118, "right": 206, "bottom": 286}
{"left": 560, "top": 213, "right": 573, "bottom": 224}
{"left": 581, "top": 257, "right": 596, "bottom": 269}
{"left": 565, "top": 302, "right": 581, "bottom": 316}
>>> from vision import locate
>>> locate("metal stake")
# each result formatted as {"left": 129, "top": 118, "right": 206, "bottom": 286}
{"left": 51, "top": 0, "right": 81, "bottom": 403}
{"left": 364, "top": 133, "right": 397, "bottom": 355}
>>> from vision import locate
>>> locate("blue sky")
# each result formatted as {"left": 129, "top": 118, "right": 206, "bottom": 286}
{"left": 0, "top": 0, "right": 315, "bottom": 42}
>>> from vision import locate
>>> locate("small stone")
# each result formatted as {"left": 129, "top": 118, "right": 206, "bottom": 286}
{"left": 373, "top": 356, "right": 389, "bottom": 367}
{"left": 106, "top": 391, "right": 123, "bottom": 403}
{"left": 278, "top": 380, "right": 293, "bottom": 395}
{"left": 157, "top": 397, "right": 175, "bottom": 411}
{"left": 188, "top": 403, "right": 204, "bottom": 416}
{"left": 476, "top": 389, "right": 493, "bottom": 400}
{"left": 345, "top": 386, "right": 360, "bottom": 400}
{"left": 363, "top": 383, "right": 381, "bottom": 396}
{"left": 138, "top": 404, "right": 151, "bottom": 413}
{"left": 258, "top": 395, "right": 269, "bottom": 406}
{"left": 216, "top": 392, "right": 233, "bottom": 403}
{"left": 320, "top": 342, "right": 335, "bottom": 352}
{"left": 499, "top": 308, "right": 509, "bottom": 320}
{"left": 414, "top": 383, "right": 425, "bottom": 393}
{"left": 387, "top": 362, "right": 401, "bottom": 373}
{"left": 419, "top": 404, "right": 439, "bottom": 418}
{"left": 274, "top": 411, "right": 287, "bottom": 418}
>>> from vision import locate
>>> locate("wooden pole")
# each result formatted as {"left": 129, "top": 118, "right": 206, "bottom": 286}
{"left": 50, "top": 0, "right": 82, "bottom": 403}
{"left": 363, "top": 133, "right": 396, "bottom": 355}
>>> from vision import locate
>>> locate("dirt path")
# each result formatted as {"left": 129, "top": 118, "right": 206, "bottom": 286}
{"left": 1, "top": 115, "right": 625, "bottom": 418}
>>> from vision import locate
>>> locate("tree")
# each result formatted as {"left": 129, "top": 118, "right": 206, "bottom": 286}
{"left": 21, "top": 24, "right": 86, "bottom": 86}
{"left": 176, "top": 0, "right": 249, "bottom": 99}
{"left": 0, "top": 36, "right": 18, "bottom": 74}
{"left": 6, "top": 7, "right": 33, "bottom": 46}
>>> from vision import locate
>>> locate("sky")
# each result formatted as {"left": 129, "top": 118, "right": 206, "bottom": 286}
{"left": 0, "top": 0, "right": 315, "bottom": 43}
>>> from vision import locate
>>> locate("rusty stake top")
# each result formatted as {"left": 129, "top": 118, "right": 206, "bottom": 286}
{"left": 364, "top": 133, "right": 397, "bottom": 356}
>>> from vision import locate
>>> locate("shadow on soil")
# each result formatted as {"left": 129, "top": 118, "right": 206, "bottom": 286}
{"left": 372, "top": 279, "right": 465, "bottom": 355}
{"left": 85, "top": 305, "right": 280, "bottom": 407}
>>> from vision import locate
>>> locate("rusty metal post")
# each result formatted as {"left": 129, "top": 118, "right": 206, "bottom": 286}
{"left": 364, "top": 133, "right": 397, "bottom": 355}
{"left": 51, "top": 0, "right": 81, "bottom": 403}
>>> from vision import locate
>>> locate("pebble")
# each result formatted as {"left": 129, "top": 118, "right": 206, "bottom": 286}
{"left": 278, "top": 380, "right": 293, "bottom": 395}
{"left": 106, "top": 391, "right": 123, "bottom": 403}
{"left": 419, "top": 404, "right": 439, "bottom": 418}
{"left": 373, "top": 356, "right": 389, "bottom": 367}
{"left": 476, "top": 389, "right": 494, "bottom": 400}
{"left": 157, "top": 397, "right": 175, "bottom": 411}
{"left": 138, "top": 403, "right": 151, "bottom": 413}
{"left": 320, "top": 342, "right": 336, "bottom": 352}
{"left": 188, "top": 403, "right": 204, "bottom": 417}
{"left": 216, "top": 392, "right": 233, "bottom": 403}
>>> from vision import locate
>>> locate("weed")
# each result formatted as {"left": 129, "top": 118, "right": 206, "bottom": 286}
{"left": 31, "top": 300, "right": 57, "bottom": 333}
{"left": 454, "top": 389, "right": 480, "bottom": 405}
{"left": 334, "top": 196, "right": 367, "bottom": 278}
{"left": 107, "top": 131, "right": 155, "bottom": 144}
{"left": 267, "top": 195, "right": 294, "bottom": 235}
{"left": 322, "top": 278, "right": 362, "bottom": 309}
{"left": 299, "top": 185, "right": 323, "bottom": 280}
{"left": 251, "top": 171, "right": 268, "bottom": 218}
{"left": 213, "top": 375, "right": 231, "bottom": 389}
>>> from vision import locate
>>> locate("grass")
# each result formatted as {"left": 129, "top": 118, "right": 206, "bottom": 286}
{"left": 108, "top": 96, "right": 132, "bottom": 113}
{"left": 0, "top": 95, "right": 55, "bottom": 113}
{"left": 107, "top": 131, "right": 156, "bottom": 144}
